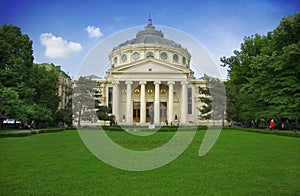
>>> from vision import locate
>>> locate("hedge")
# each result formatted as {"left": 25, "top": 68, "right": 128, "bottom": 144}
{"left": 0, "top": 128, "right": 66, "bottom": 138}
{"left": 5, "top": 126, "right": 298, "bottom": 139}
{"left": 99, "top": 125, "right": 207, "bottom": 132}
{"left": 227, "top": 127, "right": 300, "bottom": 138}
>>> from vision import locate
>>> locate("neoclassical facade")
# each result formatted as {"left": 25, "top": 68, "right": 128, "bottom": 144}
{"left": 96, "top": 19, "right": 206, "bottom": 125}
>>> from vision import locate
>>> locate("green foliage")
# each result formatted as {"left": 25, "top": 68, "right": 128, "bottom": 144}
{"left": 101, "top": 125, "right": 207, "bottom": 132}
{"left": 221, "top": 12, "right": 300, "bottom": 121}
{"left": 54, "top": 109, "right": 73, "bottom": 127}
{"left": 0, "top": 25, "right": 33, "bottom": 88}
{"left": 0, "top": 130, "right": 31, "bottom": 137}
{"left": 96, "top": 105, "right": 114, "bottom": 121}
{"left": 30, "top": 65, "right": 60, "bottom": 112}
{"left": 0, "top": 24, "right": 64, "bottom": 128}
{"left": 27, "top": 65, "right": 61, "bottom": 127}
{"left": 228, "top": 127, "right": 300, "bottom": 138}
{"left": 198, "top": 82, "right": 212, "bottom": 120}
{"left": 0, "top": 24, "right": 34, "bottom": 122}
{"left": 197, "top": 75, "right": 226, "bottom": 125}
{"left": 0, "top": 88, "right": 25, "bottom": 120}
{"left": 0, "top": 128, "right": 65, "bottom": 138}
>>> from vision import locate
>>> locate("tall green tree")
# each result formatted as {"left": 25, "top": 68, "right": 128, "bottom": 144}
{"left": 198, "top": 74, "right": 226, "bottom": 126}
{"left": 72, "top": 77, "right": 98, "bottom": 127}
{"left": 198, "top": 83, "right": 212, "bottom": 120}
{"left": 0, "top": 25, "right": 34, "bottom": 88}
{"left": 0, "top": 24, "right": 35, "bottom": 123}
{"left": 54, "top": 89, "right": 73, "bottom": 127}
{"left": 221, "top": 12, "right": 300, "bottom": 122}
{"left": 29, "top": 64, "right": 61, "bottom": 126}
{"left": 0, "top": 25, "right": 64, "bottom": 128}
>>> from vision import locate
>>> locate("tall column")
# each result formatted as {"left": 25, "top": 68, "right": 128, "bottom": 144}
{"left": 125, "top": 81, "right": 132, "bottom": 124}
{"left": 168, "top": 81, "right": 175, "bottom": 124}
{"left": 154, "top": 81, "right": 161, "bottom": 124}
{"left": 112, "top": 81, "right": 119, "bottom": 122}
{"left": 181, "top": 81, "right": 188, "bottom": 124}
{"left": 140, "top": 81, "right": 146, "bottom": 124}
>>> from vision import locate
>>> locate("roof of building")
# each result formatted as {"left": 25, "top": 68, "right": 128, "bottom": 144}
{"left": 113, "top": 19, "right": 186, "bottom": 50}
{"left": 36, "top": 63, "right": 71, "bottom": 78}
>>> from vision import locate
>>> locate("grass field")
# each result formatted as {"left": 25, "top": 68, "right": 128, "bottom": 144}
{"left": 0, "top": 129, "right": 299, "bottom": 195}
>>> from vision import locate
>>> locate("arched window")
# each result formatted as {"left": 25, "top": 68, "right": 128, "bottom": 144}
{"left": 114, "top": 56, "right": 118, "bottom": 64}
{"left": 182, "top": 57, "right": 186, "bottom": 65}
{"left": 160, "top": 52, "right": 168, "bottom": 60}
{"left": 173, "top": 54, "right": 178, "bottom": 62}
{"left": 121, "top": 54, "right": 127, "bottom": 62}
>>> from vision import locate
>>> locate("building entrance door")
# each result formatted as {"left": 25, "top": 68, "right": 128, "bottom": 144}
{"left": 133, "top": 102, "right": 140, "bottom": 123}
{"left": 132, "top": 102, "right": 167, "bottom": 123}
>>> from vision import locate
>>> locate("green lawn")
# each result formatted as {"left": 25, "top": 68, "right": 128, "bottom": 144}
{"left": 0, "top": 129, "right": 299, "bottom": 195}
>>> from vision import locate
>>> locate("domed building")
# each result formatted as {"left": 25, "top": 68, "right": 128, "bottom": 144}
{"left": 96, "top": 19, "right": 206, "bottom": 125}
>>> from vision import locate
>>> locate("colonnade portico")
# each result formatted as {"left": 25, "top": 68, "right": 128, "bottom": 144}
{"left": 112, "top": 80, "right": 189, "bottom": 125}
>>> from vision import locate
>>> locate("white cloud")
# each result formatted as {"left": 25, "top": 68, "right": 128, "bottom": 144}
{"left": 85, "top": 25, "right": 103, "bottom": 38}
{"left": 40, "top": 33, "right": 82, "bottom": 58}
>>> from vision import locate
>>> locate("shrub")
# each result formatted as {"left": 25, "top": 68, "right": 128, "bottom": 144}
{"left": 0, "top": 128, "right": 66, "bottom": 138}
{"left": 228, "top": 127, "right": 300, "bottom": 138}
{"left": 100, "top": 125, "right": 207, "bottom": 132}
{"left": 0, "top": 131, "right": 31, "bottom": 138}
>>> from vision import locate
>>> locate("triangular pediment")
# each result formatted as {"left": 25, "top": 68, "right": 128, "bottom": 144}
{"left": 111, "top": 58, "right": 189, "bottom": 74}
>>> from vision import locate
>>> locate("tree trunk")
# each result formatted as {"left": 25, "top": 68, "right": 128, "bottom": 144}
{"left": 77, "top": 105, "right": 82, "bottom": 127}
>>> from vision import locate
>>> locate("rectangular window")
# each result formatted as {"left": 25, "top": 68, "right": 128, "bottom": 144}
{"left": 108, "top": 87, "right": 113, "bottom": 113}
{"left": 188, "top": 88, "right": 192, "bottom": 114}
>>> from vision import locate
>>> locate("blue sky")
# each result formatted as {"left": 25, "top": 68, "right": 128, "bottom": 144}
{"left": 1, "top": 0, "right": 299, "bottom": 78}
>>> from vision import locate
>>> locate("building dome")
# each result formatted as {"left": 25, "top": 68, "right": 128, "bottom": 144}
{"left": 109, "top": 19, "right": 191, "bottom": 69}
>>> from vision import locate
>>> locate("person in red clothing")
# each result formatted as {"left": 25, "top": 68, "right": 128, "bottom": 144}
{"left": 269, "top": 119, "right": 275, "bottom": 130}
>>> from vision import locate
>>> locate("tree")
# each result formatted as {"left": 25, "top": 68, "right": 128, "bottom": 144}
{"left": 54, "top": 88, "right": 73, "bottom": 127}
{"left": 0, "top": 24, "right": 35, "bottom": 123}
{"left": 54, "top": 108, "right": 73, "bottom": 127}
{"left": 198, "top": 80, "right": 212, "bottom": 120}
{"left": 72, "top": 77, "right": 98, "bottom": 127}
{"left": 96, "top": 105, "right": 115, "bottom": 124}
{"left": 0, "top": 88, "right": 25, "bottom": 120}
{"left": 0, "top": 25, "right": 63, "bottom": 128}
{"left": 0, "top": 25, "right": 34, "bottom": 89}
{"left": 94, "top": 86, "right": 114, "bottom": 124}
{"left": 221, "top": 12, "right": 300, "bottom": 122}
{"left": 29, "top": 64, "right": 61, "bottom": 126}
{"left": 198, "top": 74, "right": 226, "bottom": 126}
